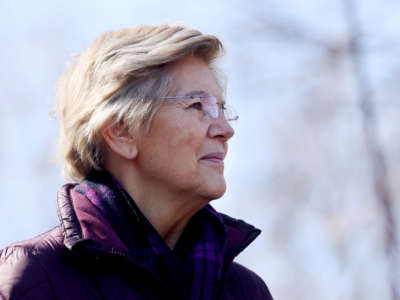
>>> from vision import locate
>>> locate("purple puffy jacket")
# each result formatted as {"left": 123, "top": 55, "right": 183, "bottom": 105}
{"left": 0, "top": 185, "right": 273, "bottom": 299}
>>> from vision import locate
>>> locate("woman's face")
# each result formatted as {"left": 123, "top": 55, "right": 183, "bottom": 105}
{"left": 135, "top": 55, "right": 234, "bottom": 201}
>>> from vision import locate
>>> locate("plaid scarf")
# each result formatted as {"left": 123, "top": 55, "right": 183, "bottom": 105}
{"left": 74, "top": 170, "right": 227, "bottom": 300}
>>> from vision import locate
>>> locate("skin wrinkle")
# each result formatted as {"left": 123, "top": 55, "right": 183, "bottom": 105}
{"left": 103, "top": 55, "right": 234, "bottom": 249}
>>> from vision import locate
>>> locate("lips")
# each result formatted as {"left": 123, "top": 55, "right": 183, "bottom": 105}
{"left": 200, "top": 152, "right": 225, "bottom": 165}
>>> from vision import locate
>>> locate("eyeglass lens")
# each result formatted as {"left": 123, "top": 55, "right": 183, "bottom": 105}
{"left": 200, "top": 95, "right": 238, "bottom": 122}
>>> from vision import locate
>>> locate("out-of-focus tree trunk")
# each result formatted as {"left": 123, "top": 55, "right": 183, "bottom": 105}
{"left": 342, "top": 1, "right": 399, "bottom": 299}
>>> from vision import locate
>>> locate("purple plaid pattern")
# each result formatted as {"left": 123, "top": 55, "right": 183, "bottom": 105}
{"left": 183, "top": 209, "right": 226, "bottom": 300}
{"left": 74, "top": 171, "right": 227, "bottom": 300}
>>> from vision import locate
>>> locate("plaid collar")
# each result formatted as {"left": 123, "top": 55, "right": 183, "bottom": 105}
{"left": 73, "top": 170, "right": 228, "bottom": 299}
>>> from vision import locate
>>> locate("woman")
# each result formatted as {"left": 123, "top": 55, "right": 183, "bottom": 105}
{"left": 0, "top": 25, "right": 273, "bottom": 299}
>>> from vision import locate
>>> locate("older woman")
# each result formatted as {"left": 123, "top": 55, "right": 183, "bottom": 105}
{"left": 0, "top": 25, "right": 272, "bottom": 299}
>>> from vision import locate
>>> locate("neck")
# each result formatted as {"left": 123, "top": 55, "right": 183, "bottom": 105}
{"left": 107, "top": 164, "right": 209, "bottom": 249}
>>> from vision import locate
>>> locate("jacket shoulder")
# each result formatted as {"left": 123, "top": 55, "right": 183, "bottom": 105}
{"left": 223, "top": 261, "right": 273, "bottom": 299}
{"left": 0, "top": 227, "right": 63, "bottom": 299}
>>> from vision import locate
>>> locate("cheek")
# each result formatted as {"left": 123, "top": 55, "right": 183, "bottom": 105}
{"left": 162, "top": 114, "right": 205, "bottom": 154}
{"left": 164, "top": 125, "right": 204, "bottom": 171}
{"left": 139, "top": 118, "right": 206, "bottom": 180}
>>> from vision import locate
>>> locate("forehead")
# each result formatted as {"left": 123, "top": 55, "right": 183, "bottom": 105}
{"left": 168, "top": 56, "right": 224, "bottom": 99}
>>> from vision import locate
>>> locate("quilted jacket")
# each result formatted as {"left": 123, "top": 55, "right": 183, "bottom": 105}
{"left": 0, "top": 184, "right": 273, "bottom": 299}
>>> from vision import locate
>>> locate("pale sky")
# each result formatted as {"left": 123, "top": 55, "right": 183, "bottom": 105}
{"left": 1, "top": 1, "right": 399, "bottom": 299}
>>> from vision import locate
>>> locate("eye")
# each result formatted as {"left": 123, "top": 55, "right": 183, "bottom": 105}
{"left": 219, "top": 102, "right": 227, "bottom": 111}
{"left": 188, "top": 101, "right": 203, "bottom": 111}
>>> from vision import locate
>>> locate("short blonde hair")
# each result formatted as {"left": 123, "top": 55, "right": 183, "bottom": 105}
{"left": 54, "top": 25, "right": 223, "bottom": 181}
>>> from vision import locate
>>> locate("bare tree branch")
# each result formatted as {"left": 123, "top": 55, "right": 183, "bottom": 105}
{"left": 342, "top": 1, "right": 399, "bottom": 299}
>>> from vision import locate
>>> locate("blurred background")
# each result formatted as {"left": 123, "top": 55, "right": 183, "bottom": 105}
{"left": 1, "top": 0, "right": 399, "bottom": 299}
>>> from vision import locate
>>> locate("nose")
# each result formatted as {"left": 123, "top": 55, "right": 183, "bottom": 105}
{"left": 207, "top": 117, "right": 235, "bottom": 142}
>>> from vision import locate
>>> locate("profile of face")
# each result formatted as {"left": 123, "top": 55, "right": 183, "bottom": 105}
{"left": 135, "top": 56, "right": 235, "bottom": 201}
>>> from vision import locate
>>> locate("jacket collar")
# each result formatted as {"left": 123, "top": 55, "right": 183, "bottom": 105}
{"left": 56, "top": 182, "right": 261, "bottom": 264}
{"left": 220, "top": 213, "right": 261, "bottom": 263}
{"left": 57, "top": 183, "right": 128, "bottom": 254}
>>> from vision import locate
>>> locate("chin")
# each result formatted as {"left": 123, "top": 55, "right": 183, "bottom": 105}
{"left": 202, "top": 180, "right": 226, "bottom": 200}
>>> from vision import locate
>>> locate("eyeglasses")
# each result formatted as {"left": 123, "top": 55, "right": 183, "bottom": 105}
{"left": 160, "top": 93, "right": 239, "bottom": 122}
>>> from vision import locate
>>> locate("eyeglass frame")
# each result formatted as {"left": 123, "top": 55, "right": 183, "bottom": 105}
{"left": 159, "top": 93, "right": 239, "bottom": 122}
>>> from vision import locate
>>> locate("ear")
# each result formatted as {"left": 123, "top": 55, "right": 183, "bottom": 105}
{"left": 102, "top": 121, "right": 138, "bottom": 160}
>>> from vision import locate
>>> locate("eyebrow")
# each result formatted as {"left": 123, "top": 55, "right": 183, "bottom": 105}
{"left": 183, "top": 90, "right": 208, "bottom": 97}
{"left": 181, "top": 90, "right": 226, "bottom": 104}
